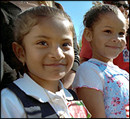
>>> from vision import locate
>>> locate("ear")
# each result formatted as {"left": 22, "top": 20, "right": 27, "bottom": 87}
{"left": 12, "top": 42, "right": 25, "bottom": 65}
{"left": 83, "top": 27, "right": 92, "bottom": 42}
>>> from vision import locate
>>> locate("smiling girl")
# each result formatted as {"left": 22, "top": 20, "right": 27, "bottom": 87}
{"left": 1, "top": 6, "right": 91, "bottom": 118}
{"left": 73, "top": 4, "right": 129, "bottom": 118}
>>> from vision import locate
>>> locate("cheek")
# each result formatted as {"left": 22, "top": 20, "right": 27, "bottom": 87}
{"left": 24, "top": 48, "right": 43, "bottom": 64}
{"left": 67, "top": 49, "right": 74, "bottom": 66}
{"left": 121, "top": 38, "right": 127, "bottom": 48}
{"left": 91, "top": 38, "right": 103, "bottom": 49}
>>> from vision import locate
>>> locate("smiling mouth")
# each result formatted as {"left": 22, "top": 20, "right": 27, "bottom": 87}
{"left": 44, "top": 64, "right": 66, "bottom": 66}
{"left": 106, "top": 45, "right": 121, "bottom": 49}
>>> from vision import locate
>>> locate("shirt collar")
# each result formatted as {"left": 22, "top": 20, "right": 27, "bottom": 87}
{"left": 14, "top": 73, "right": 74, "bottom": 103}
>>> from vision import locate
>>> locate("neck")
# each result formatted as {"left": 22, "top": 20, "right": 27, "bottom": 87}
{"left": 92, "top": 54, "right": 113, "bottom": 63}
{"left": 41, "top": 80, "right": 60, "bottom": 93}
{"left": 28, "top": 72, "right": 60, "bottom": 93}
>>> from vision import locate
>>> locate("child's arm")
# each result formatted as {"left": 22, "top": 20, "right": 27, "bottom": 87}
{"left": 77, "top": 87, "right": 106, "bottom": 118}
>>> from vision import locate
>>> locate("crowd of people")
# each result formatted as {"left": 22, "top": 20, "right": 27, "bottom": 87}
{"left": 1, "top": 1, "right": 129, "bottom": 118}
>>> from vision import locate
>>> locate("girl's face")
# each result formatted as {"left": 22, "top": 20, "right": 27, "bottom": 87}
{"left": 89, "top": 11, "right": 127, "bottom": 62}
{"left": 20, "top": 17, "right": 74, "bottom": 83}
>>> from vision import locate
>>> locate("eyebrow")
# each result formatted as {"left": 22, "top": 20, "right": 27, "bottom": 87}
{"left": 104, "top": 26, "right": 126, "bottom": 31}
{"left": 35, "top": 35, "right": 73, "bottom": 40}
{"left": 35, "top": 35, "right": 50, "bottom": 39}
{"left": 34, "top": 34, "right": 73, "bottom": 42}
{"left": 63, "top": 37, "right": 73, "bottom": 41}
{"left": 104, "top": 26, "right": 112, "bottom": 28}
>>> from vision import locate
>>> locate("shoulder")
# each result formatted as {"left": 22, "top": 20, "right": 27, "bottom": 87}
{"left": 1, "top": 87, "right": 25, "bottom": 118}
{"left": 1, "top": 87, "right": 17, "bottom": 100}
{"left": 1, "top": 87, "right": 23, "bottom": 108}
{"left": 73, "top": 60, "right": 104, "bottom": 91}
{"left": 76, "top": 60, "right": 102, "bottom": 75}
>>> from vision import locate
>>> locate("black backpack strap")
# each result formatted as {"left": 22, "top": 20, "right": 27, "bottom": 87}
{"left": 67, "top": 89, "right": 78, "bottom": 100}
{"left": 7, "top": 83, "right": 59, "bottom": 118}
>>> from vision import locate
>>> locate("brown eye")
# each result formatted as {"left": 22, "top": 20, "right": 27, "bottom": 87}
{"left": 38, "top": 41, "right": 48, "bottom": 46}
{"left": 119, "top": 32, "right": 125, "bottom": 36}
{"left": 104, "top": 30, "right": 112, "bottom": 34}
{"left": 62, "top": 43, "right": 70, "bottom": 47}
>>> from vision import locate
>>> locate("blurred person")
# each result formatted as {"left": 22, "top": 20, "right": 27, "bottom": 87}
{"left": 0, "top": 1, "right": 22, "bottom": 90}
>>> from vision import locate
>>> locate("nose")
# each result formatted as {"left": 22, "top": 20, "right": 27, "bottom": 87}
{"left": 111, "top": 35, "right": 126, "bottom": 44}
{"left": 111, "top": 35, "right": 120, "bottom": 43}
{"left": 49, "top": 46, "right": 65, "bottom": 60}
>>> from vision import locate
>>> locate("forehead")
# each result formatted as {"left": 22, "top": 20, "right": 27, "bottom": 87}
{"left": 22, "top": 16, "right": 74, "bottom": 45}
{"left": 96, "top": 12, "right": 126, "bottom": 28}
{"left": 28, "top": 16, "right": 73, "bottom": 38}
{"left": 38, "top": 16, "right": 72, "bottom": 31}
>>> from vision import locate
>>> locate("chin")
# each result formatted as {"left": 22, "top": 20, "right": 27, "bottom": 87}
{"left": 53, "top": 72, "right": 66, "bottom": 80}
{"left": 107, "top": 53, "right": 120, "bottom": 59}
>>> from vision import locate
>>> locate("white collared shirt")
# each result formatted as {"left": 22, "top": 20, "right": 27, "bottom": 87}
{"left": 1, "top": 73, "right": 74, "bottom": 118}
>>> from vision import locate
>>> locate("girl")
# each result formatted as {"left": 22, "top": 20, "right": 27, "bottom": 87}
{"left": 0, "top": 1, "right": 80, "bottom": 90}
{"left": 79, "top": 1, "right": 129, "bottom": 73}
{"left": 73, "top": 4, "right": 129, "bottom": 118}
{"left": 1, "top": 6, "right": 91, "bottom": 118}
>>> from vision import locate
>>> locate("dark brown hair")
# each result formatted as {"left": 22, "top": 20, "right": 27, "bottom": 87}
{"left": 83, "top": 4, "right": 128, "bottom": 29}
{"left": 13, "top": 6, "right": 74, "bottom": 45}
